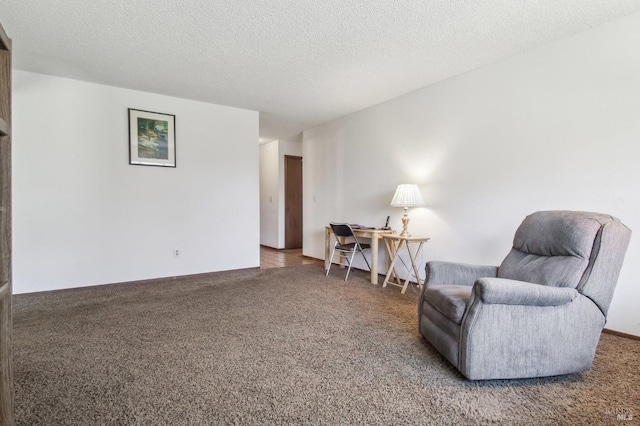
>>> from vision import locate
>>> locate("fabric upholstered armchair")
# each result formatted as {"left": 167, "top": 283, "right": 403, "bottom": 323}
{"left": 418, "top": 211, "right": 631, "bottom": 380}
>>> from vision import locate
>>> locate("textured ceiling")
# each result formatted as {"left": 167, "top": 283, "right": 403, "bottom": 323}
{"left": 2, "top": 1, "right": 640, "bottom": 142}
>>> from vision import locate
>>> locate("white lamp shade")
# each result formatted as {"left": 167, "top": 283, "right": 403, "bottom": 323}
{"left": 390, "top": 184, "right": 424, "bottom": 207}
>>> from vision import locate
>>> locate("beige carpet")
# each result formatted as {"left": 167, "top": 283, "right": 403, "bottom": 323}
{"left": 12, "top": 264, "right": 640, "bottom": 425}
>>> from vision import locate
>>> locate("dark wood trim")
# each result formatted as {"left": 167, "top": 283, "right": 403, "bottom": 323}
{"left": 603, "top": 328, "right": 640, "bottom": 341}
{"left": 0, "top": 117, "right": 8, "bottom": 137}
{"left": 0, "top": 19, "right": 11, "bottom": 425}
{"left": 0, "top": 25, "right": 9, "bottom": 51}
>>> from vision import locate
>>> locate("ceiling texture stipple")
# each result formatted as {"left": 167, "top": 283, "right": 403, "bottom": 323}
{"left": 2, "top": 1, "right": 640, "bottom": 142}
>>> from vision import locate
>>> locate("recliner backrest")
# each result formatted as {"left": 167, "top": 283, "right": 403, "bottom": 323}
{"left": 497, "top": 212, "right": 630, "bottom": 315}
{"left": 498, "top": 211, "right": 600, "bottom": 288}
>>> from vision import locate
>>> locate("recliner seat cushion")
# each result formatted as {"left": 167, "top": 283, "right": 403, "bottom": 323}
{"left": 423, "top": 285, "right": 473, "bottom": 324}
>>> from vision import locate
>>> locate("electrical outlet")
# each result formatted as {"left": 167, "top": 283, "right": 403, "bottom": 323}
{"left": 173, "top": 248, "right": 180, "bottom": 258}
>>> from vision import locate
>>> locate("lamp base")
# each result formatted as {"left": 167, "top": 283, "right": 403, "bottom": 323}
{"left": 399, "top": 207, "right": 411, "bottom": 237}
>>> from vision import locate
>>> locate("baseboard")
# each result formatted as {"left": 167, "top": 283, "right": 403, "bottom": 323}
{"left": 14, "top": 266, "right": 262, "bottom": 297}
{"left": 301, "top": 254, "right": 322, "bottom": 261}
{"left": 603, "top": 328, "right": 640, "bottom": 341}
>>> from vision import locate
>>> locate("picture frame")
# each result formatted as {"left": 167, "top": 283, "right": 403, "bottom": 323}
{"left": 128, "top": 108, "right": 176, "bottom": 167}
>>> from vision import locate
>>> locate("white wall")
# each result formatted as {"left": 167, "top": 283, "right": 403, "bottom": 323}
{"left": 259, "top": 140, "right": 302, "bottom": 248}
{"left": 259, "top": 140, "right": 279, "bottom": 247}
{"left": 304, "top": 12, "right": 640, "bottom": 336}
{"left": 13, "top": 71, "right": 260, "bottom": 293}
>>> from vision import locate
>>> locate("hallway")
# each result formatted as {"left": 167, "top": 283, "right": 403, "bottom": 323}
{"left": 260, "top": 246, "right": 322, "bottom": 269}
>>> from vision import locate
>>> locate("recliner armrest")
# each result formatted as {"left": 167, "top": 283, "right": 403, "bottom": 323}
{"left": 474, "top": 277, "right": 578, "bottom": 306}
{"left": 425, "top": 261, "right": 498, "bottom": 288}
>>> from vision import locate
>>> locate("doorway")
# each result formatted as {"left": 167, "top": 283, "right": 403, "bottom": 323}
{"left": 284, "top": 155, "right": 302, "bottom": 249}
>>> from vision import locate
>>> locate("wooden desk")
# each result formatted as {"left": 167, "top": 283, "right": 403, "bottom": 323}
{"left": 325, "top": 226, "right": 392, "bottom": 284}
{"left": 382, "top": 234, "right": 430, "bottom": 294}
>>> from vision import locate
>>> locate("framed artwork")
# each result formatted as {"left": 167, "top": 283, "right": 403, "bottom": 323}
{"left": 128, "top": 108, "right": 176, "bottom": 167}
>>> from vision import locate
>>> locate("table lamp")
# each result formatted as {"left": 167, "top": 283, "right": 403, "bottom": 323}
{"left": 390, "top": 184, "right": 424, "bottom": 237}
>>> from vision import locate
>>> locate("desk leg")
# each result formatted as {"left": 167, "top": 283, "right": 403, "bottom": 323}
{"left": 324, "top": 228, "right": 330, "bottom": 271}
{"left": 382, "top": 239, "right": 393, "bottom": 288}
{"left": 371, "top": 235, "right": 379, "bottom": 284}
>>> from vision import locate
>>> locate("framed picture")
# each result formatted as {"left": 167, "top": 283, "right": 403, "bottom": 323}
{"left": 128, "top": 108, "right": 176, "bottom": 167}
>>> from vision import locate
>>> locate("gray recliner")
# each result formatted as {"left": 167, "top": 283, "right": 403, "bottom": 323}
{"left": 418, "top": 211, "right": 631, "bottom": 380}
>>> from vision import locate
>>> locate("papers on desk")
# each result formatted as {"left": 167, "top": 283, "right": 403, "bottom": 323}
{"left": 349, "top": 224, "right": 375, "bottom": 230}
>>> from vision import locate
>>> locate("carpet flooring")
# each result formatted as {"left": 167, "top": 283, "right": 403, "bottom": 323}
{"left": 12, "top": 264, "right": 640, "bottom": 425}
